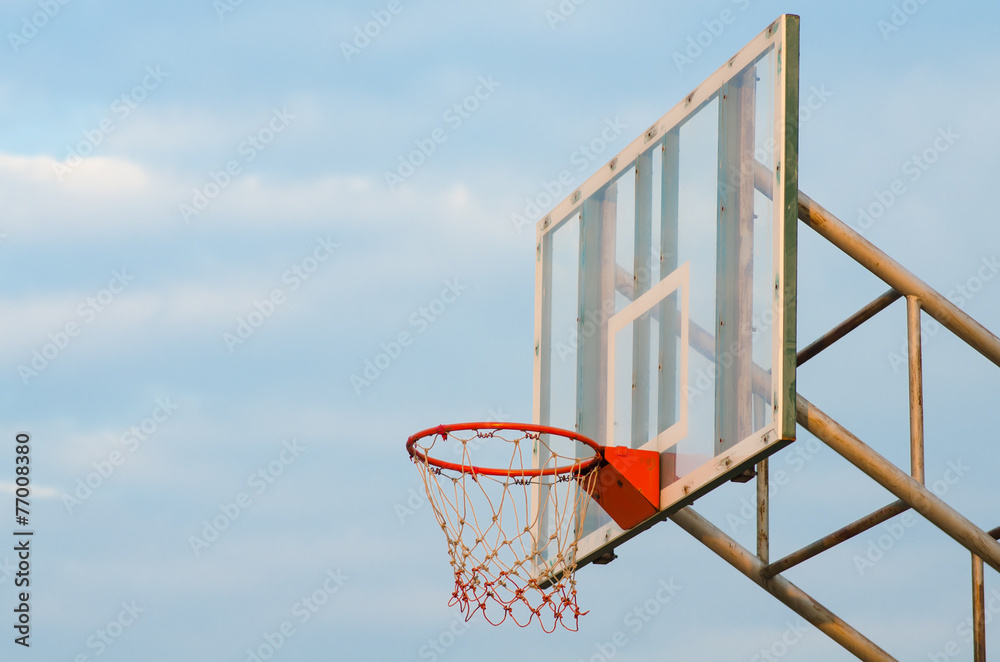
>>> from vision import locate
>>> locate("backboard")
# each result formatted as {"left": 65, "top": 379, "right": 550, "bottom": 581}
{"left": 532, "top": 15, "right": 799, "bottom": 576}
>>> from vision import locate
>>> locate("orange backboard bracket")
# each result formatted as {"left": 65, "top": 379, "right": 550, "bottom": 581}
{"left": 583, "top": 446, "right": 659, "bottom": 530}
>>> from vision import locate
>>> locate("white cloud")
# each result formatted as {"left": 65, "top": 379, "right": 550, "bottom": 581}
{"left": 0, "top": 481, "right": 60, "bottom": 499}
{"left": 0, "top": 144, "right": 520, "bottom": 260}
{"left": 0, "top": 152, "right": 166, "bottom": 238}
{"left": 0, "top": 282, "right": 258, "bottom": 362}
{"left": 35, "top": 426, "right": 122, "bottom": 477}
{"left": 0, "top": 152, "right": 149, "bottom": 194}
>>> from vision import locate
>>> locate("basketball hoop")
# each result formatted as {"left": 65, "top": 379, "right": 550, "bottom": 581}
{"left": 406, "top": 423, "right": 602, "bottom": 632}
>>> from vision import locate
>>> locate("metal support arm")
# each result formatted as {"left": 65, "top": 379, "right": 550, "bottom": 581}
{"left": 761, "top": 500, "right": 910, "bottom": 579}
{"left": 671, "top": 507, "right": 898, "bottom": 662}
{"left": 797, "top": 289, "right": 901, "bottom": 366}
{"left": 797, "top": 394, "right": 1000, "bottom": 573}
{"left": 798, "top": 192, "right": 1000, "bottom": 369}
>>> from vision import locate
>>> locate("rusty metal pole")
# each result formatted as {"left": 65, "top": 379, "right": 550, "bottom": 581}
{"left": 906, "top": 296, "right": 925, "bottom": 484}
{"left": 797, "top": 192, "right": 1000, "bottom": 369}
{"left": 757, "top": 457, "right": 769, "bottom": 563}
{"left": 762, "top": 500, "right": 910, "bottom": 579}
{"left": 671, "top": 507, "right": 897, "bottom": 662}
{"left": 797, "top": 394, "right": 1000, "bottom": 572}
{"left": 797, "top": 289, "right": 901, "bottom": 366}
{"left": 973, "top": 553, "right": 986, "bottom": 662}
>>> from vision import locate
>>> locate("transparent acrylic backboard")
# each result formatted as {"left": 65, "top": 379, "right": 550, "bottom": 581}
{"left": 532, "top": 15, "right": 798, "bottom": 577}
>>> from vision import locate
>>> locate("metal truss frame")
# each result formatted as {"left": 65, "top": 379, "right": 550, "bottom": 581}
{"left": 670, "top": 190, "right": 1000, "bottom": 662}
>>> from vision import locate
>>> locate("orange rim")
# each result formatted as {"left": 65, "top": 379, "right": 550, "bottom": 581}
{"left": 406, "top": 422, "right": 602, "bottom": 478}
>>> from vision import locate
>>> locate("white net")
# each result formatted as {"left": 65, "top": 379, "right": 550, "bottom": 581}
{"left": 409, "top": 425, "right": 600, "bottom": 632}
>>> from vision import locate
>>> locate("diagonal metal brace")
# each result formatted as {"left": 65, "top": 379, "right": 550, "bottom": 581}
{"left": 671, "top": 506, "right": 897, "bottom": 662}
{"left": 797, "top": 394, "right": 1000, "bottom": 573}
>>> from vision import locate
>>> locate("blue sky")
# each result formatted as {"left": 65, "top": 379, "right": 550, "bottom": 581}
{"left": 2, "top": 1, "right": 1000, "bottom": 660}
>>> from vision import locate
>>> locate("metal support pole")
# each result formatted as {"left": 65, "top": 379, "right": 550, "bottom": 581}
{"left": 973, "top": 553, "right": 986, "bottom": 662}
{"left": 671, "top": 507, "right": 897, "bottom": 662}
{"left": 757, "top": 457, "right": 769, "bottom": 563}
{"left": 797, "top": 289, "right": 902, "bottom": 366}
{"left": 798, "top": 192, "right": 1000, "bottom": 369}
{"left": 762, "top": 500, "right": 910, "bottom": 579}
{"left": 978, "top": 519, "right": 1000, "bottom": 662}
{"left": 751, "top": 164, "right": 1000, "bottom": 365}
{"left": 797, "top": 394, "right": 1000, "bottom": 573}
{"left": 906, "top": 296, "right": 925, "bottom": 484}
